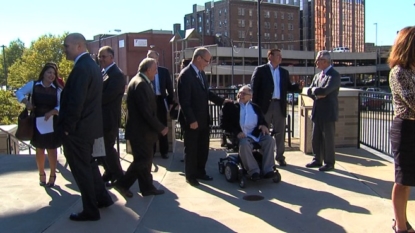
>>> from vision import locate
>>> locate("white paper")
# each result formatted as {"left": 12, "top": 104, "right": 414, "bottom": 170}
{"left": 36, "top": 117, "right": 54, "bottom": 134}
{"left": 92, "top": 137, "right": 106, "bottom": 157}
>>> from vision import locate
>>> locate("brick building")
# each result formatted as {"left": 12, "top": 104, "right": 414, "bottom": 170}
{"left": 87, "top": 30, "right": 175, "bottom": 80}
{"left": 184, "top": 0, "right": 301, "bottom": 50}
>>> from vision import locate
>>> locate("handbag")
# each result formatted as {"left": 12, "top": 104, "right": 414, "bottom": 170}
{"left": 15, "top": 108, "right": 35, "bottom": 140}
{"left": 15, "top": 82, "right": 35, "bottom": 141}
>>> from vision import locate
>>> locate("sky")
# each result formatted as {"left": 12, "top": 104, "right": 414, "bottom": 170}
{"left": 0, "top": 0, "right": 413, "bottom": 48}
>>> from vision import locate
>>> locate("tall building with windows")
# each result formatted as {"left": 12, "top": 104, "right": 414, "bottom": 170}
{"left": 265, "top": 0, "right": 365, "bottom": 52}
{"left": 183, "top": 0, "right": 300, "bottom": 50}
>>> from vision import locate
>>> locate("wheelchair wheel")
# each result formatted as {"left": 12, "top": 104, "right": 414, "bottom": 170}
{"left": 272, "top": 171, "right": 282, "bottom": 183}
{"left": 224, "top": 163, "right": 238, "bottom": 182}
{"left": 218, "top": 161, "right": 225, "bottom": 174}
{"left": 239, "top": 176, "right": 246, "bottom": 188}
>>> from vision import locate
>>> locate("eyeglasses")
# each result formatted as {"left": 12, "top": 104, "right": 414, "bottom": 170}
{"left": 98, "top": 55, "right": 108, "bottom": 59}
{"left": 200, "top": 56, "right": 211, "bottom": 63}
{"left": 239, "top": 92, "right": 251, "bottom": 96}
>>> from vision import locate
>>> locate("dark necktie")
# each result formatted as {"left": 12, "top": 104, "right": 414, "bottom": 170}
{"left": 198, "top": 71, "right": 205, "bottom": 89}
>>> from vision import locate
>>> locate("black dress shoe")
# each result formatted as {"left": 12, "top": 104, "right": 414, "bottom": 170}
{"left": 197, "top": 175, "right": 213, "bottom": 181}
{"left": 69, "top": 212, "right": 100, "bottom": 221}
{"left": 186, "top": 178, "right": 200, "bottom": 186}
{"left": 306, "top": 161, "right": 323, "bottom": 168}
{"left": 263, "top": 171, "right": 275, "bottom": 179}
{"left": 319, "top": 164, "right": 335, "bottom": 172}
{"left": 113, "top": 184, "right": 133, "bottom": 198}
{"left": 97, "top": 200, "right": 114, "bottom": 208}
{"left": 251, "top": 172, "right": 260, "bottom": 181}
{"left": 161, "top": 153, "right": 169, "bottom": 159}
{"left": 277, "top": 159, "right": 287, "bottom": 167}
{"left": 142, "top": 189, "right": 165, "bottom": 196}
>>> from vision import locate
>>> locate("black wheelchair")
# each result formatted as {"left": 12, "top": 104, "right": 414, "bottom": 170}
{"left": 218, "top": 132, "right": 282, "bottom": 188}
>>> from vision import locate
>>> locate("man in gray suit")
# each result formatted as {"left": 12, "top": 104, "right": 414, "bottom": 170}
{"left": 305, "top": 50, "right": 341, "bottom": 172}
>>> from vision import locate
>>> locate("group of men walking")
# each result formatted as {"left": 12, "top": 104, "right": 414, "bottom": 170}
{"left": 59, "top": 32, "right": 341, "bottom": 222}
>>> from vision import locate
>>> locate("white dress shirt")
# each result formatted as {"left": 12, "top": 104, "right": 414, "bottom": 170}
{"left": 239, "top": 101, "right": 260, "bottom": 142}
{"left": 268, "top": 62, "right": 281, "bottom": 99}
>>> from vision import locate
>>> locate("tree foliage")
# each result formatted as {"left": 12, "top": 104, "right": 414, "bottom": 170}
{"left": 8, "top": 33, "right": 73, "bottom": 89}
{"left": 0, "top": 90, "right": 23, "bottom": 125}
{"left": 0, "top": 39, "right": 25, "bottom": 87}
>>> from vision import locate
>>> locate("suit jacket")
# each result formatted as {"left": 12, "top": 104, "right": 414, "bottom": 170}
{"left": 220, "top": 101, "right": 267, "bottom": 138}
{"left": 125, "top": 73, "right": 165, "bottom": 142}
{"left": 157, "top": 66, "right": 174, "bottom": 105}
{"left": 57, "top": 53, "right": 103, "bottom": 140}
{"left": 306, "top": 67, "right": 341, "bottom": 122}
{"left": 102, "top": 64, "right": 125, "bottom": 132}
{"left": 251, "top": 64, "right": 300, "bottom": 117}
{"left": 177, "top": 64, "right": 224, "bottom": 129}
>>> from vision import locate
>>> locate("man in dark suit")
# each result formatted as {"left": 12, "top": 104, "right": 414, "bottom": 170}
{"left": 98, "top": 46, "right": 126, "bottom": 185}
{"left": 113, "top": 58, "right": 168, "bottom": 197}
{"left": 59, "top": 33, "right": 113, "bottom": 221}
{"left": 251, "top": 48, "right": 303, "bottom": 167}
{"left": 147, "top": 50, "right": 174, "bottom": 159}
{"left": 221, "top": 85, "right": 276, "bottom": 180}
{"left": 305, "top": 50, "right": 341, "bottom": 172}
{"left": 178, "top": 47, "right": 230, "bottom": 186}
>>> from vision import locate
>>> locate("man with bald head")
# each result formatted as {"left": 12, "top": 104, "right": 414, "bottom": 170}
{"left": 147, "top": 50, "right": 174, "bottom": 159}
{"left": 58, "top": 33, "right": 113, "bottom": 221}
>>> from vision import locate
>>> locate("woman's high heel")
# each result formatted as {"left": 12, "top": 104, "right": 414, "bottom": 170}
{"left": 392, "top": 219, "right": 413, "bottom": 233}
{"left": 46, "top": 175, "right": 56, "bottom": 187}
{"left": 39, "top": 173, "right": 46, "bottom": 186}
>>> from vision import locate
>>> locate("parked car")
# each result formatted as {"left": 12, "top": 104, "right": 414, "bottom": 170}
{"left": 287, "top": 93, "right": 299, "bottom": 105}
{"left": 332, "top": 47, "right": 351, "bottom": 52}
{"left": 340, "top": 77, "right": 353, "bottom": 86}
{"left": 360, "top": 96, "right": 386, "bottom": 110}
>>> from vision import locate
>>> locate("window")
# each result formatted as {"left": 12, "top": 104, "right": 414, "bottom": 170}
{"left": 198, "top": 26, "right": 202, "bottom": 33}
{"left": 219, "top": 10, "right": 222, "bottom": 16}
{"left": 281, "top": 12, "right": 284, "bottom": 19}
{"left": 198, "top": 16, "right": 202, "bottom": 23}
{"left": 274, "top": 33, "right": 278, "bottom": 39}
{"left": 274, "top": 11, "right": 278, "bottom": 18}
{"left": 249, "top": 9, "right": 253, "bottom": 16}
{"left": 249, "top": 20, "right": 253, "bottom": 27}
{"left": 224, "top": 19, "right": 227, "bottom": 25}
{"left": 241, "top": 20, "right": 245, "bottom": 27}
{"left": 264, "top": 11, "right": 270, "bottom": 18}
{"left": 274, "top": 23, "right": 278, "bottom": 29}
{"left": 281, "top": 23, "right": 284, "bottom": 30}
{"left": 281, "top": 34, "right": 284, "bottom": 41}
{"left": 219, "top": 21, "right": 222, "bottom": 27}
{"left": 206, "top": 29, "right": 210, "bottom": 34}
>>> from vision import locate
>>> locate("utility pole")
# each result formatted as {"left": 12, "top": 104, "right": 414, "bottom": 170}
{"left": 1, "top": 45, "right": 7, "bottom": 89}
{"left": 257, "top": 0, "right": 262, "bottom": 65}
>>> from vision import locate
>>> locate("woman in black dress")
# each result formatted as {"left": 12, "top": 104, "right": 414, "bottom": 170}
{"left": 389, "top": 26, "right": 415, "bottom": 233}
{"left": 16, "top": 63, "right": 62, "bottom": 187}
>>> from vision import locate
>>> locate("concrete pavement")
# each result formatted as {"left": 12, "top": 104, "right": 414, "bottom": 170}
{"left": 0, "top": 139, "right": 414, "bottom": 233}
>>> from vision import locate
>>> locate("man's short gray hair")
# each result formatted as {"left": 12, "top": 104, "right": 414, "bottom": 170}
{"left": 192, "top": 47, "right": 209, "bottom": 60}
{"left": 138, "top": 58, "right": 157, "bottom": 73}
{"left": 317, "top": 50, "right": 332, "bottom": 63}
{"left": 238, "top": 85, "right": 252, "bottom": 94}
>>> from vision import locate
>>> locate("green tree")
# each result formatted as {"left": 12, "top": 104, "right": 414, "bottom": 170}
{"left": 8, "top": 33, "right": 73, "bottom": 89}
{"left": 0, "top": 90, "right": 23, "bottom": 125}
{"left": 0, "top": 39, "right": 26, "bottom": 87}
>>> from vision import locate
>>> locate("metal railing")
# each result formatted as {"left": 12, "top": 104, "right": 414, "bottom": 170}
{"left": 0, "top": 127, "right": 35, "bottom": 155}
{"left": 358, "top": 91, "right": 393, "bottom": 155}
{"left": 175, "top": 88, "right": 296, "bottom": 144}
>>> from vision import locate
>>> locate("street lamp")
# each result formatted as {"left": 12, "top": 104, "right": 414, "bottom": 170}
{"left": 257, "top": 0, "right": 262, "bottom": 64}
{"left": 1, "top": 45, "right": 7, "bottom": 89}
{"left": 374, "top": 23, "right": 378, "bottom": 46}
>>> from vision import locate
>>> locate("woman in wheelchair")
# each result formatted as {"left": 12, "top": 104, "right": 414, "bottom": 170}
{"left": 220, "top": 85, "right": 276, "bottom": 181}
